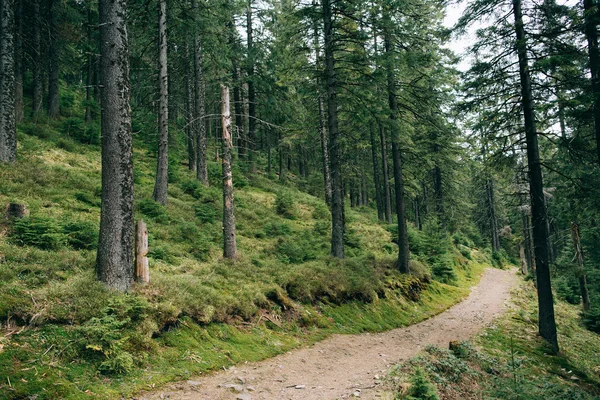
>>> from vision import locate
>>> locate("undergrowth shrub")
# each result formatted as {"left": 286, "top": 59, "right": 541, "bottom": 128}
{"left": 264, "top": 221, "right": 292, "bottom": 237}
{"left": 276, "top": 237, "right": 317, "bottom": 264}
{"left": 275, "top": 191, "right": 295, "bottom": 218}
{"left": 62, "top": 220, "right": 98, "bottom": 250}
{"left": 195, "top": 203, "right": 217, "bottom": 224}
{"left": 75, "top": 190, "right": 101, "bottom": 206}
{"left": 137, "top": 199, "right": 169, "bottom": 223}
{"left": 78, "top": 296, "right": 148, "bottom": 375}
{"left": 62, "top": 117, "right": 99, "bottom": 144}
{"left": 11, "top": 217, "right": 67, "bottom": 250}
{"left": 582, "top": 294, "right": 600, "bottom": 333}
{"left": 431, "top": 253, "right": 457, "bottom": 284}
{"left": 313, "top": 220, "right": 331, "bottom": 236}
{"left": 180, "top": 179, "right": 200, "bottom": 197}
{"left": 312, "top": 202, "right": 330, "bottom": 220}
{"left": 406, "top": 367, "right": 439, "bottom": 400}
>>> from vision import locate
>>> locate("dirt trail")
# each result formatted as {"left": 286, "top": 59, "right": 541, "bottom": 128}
{"left": 138, "top": 268, "right": 517, "bottom": 400}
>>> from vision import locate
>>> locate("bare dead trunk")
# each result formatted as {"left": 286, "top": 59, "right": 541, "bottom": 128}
{"left": 0, "top": 0, "right": 16, "bottom": 163}
{"left": 221, "top": 86, "right": 237, "bottom": 259}
{"left": 152, "top": 0, "right": 169, "bottom": 206}
{"left": 96, "top": 0, "right": 134, "bottom": 292}
{"left": 135, "top": 220, "right": 149, "bottom": 284}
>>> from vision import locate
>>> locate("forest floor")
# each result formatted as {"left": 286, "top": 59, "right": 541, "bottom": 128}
{"left": 138, "top": 267, "right": 517, "bottom": 400}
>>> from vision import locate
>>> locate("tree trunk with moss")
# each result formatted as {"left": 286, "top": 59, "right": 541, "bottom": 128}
{"left": 0, "top": 0, "right": 16, "bottom": 163}
{"left": 96, "top": 0, "right": 134, "bottom": 292}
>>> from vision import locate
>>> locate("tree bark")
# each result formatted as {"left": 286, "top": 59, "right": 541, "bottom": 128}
{"left": 513, "top": 0, "right": 559, "bottom": 352}
{"left": 31, "top": 0, "right": 42, "bottom": 117}
{"left": 14, "top": 0, "right": 22, "bottom": 123}
{"left": 570, "top": 222, "right": 591, "bottom": 311}
{"left": 0, "top": 0, "right": 16, "bottom": 163}
{"left": 380, "top": 124, "right": 393, "bottom": 224}
{"left": 152, "top": 0, "right": 169, "bottom": 205}
{"left": 221, "top": 85, "right": 237, "bottom": 259}
{"left": 323, "top": 0, "right": 344, "bottom": 258}
{"left": 85, "top": 1, "right": 93, "bottom": 123}
{"left": 433, "top": 163, "right": 445, "bottom": 226}
{"left": 135, "top": 220, "right": 149, "bottom": 284}
{"left": 370, "top": 124, "right": 384, "bottom": 221}
{"left": 47, "top": 0, "right": 60, "bottom": 119}
{"left": 193, "top": 0, "right": 207, "bottom": 184}
{"left": 96, "top": 0, "right": 134, "bottom": 292}
{"left": 313, "top": 16, "right": 332, "bottom": 205}
{"left": 383, "top": 12, "right": 409, "bottom": 273}
{"left": 185, "top": 44, "right": 196, "bottom": 172}
{"left": 247, "top": 0, "right": 256, "bottom": 172}
{"left": 487, "top": 178, "right": 501, "bottom": 251}
{"left": 233, "top": 65, "right": 245, "bottom": 158}
{"left": 583, "top": 0, "right": 600, "bottom": 166}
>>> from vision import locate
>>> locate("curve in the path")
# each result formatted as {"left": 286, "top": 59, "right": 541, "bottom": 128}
{"left": 138, "top": 267, "right": 517, "bottom": 400}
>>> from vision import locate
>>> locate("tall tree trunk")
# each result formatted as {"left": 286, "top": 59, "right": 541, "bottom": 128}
{"left": 96, "top": 0, "right": 134, "bottom": 292}
{"left": 233, "top": 65, "right": 245, "bottom": 158}
{"left": 185, "top": 44, "right": 196, "bottom": 172}
{"left": 152, "top": 0, "right": 169, "bottom": 205}
{"left": 0, "top": 0, "right": 16, "bottom": 163}
{"left": 47, "top": 0, "right": 60, "bottom": 118}
{"left": 413, "top": 197, "right": 421, "bottom": 230}
{"left": 433, "top": 163, "right": 445, "bottom": 226}
{"left": 583, "top": 0, "right": 600, "bottom": 166}
{"left": 487, "top": 178, "right": 501, "bottom": 251}
{"left": 14, "top": 0, "right": 22, "bottom": 123}
{"left": 319, "top": 94, "right": 332, "bottom": 205}
{"left": 383, "top": 15, "right": 409, "bottom": 273}
{"left": 570, "top": 222, "right": 591, "bottom": 311}
{"left": 313, "top": 16, "right": 332, "bottom": 205}
{"left": 32, "top": 0, "right": 42, "bottom": 117}
{"left": 247, "top": 0, "right": 256, "bottom": 172}
{"left": 513, "top": 0, "right": 559, "bottom": 352}
{"left": 221, "top": 85, "right": 237, "bottom": 259}
{"left": 85, "top": 1, "right": 93, "bottom": 123}
{"left": 370, "top": 124, "right": 384, "bottom": 221}
{"left": 193, "top": 0, "right": 207, "bottom": 184}
{"left": 380, "top": 124, "right": 393, "bottom": 224}
{"left": 323, "top": 0, "right": 344, "bottom": 258}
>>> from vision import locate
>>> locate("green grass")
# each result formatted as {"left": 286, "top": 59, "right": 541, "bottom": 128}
{"left": 1, "top": 122, "right": 494, "bottom": 399}
{"left": 384, "top": 279, "right": 600, "bottom": 399}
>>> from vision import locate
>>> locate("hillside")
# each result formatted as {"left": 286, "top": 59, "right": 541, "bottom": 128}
{"left": 0, "top": 122, "right": 491, "bottom": 399}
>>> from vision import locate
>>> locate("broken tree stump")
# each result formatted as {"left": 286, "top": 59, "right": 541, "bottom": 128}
{"left": 135, "top": 220, "right": 149, "bottom": 283}
{"left": 5, "top": 203, "right": 28, "bottom": 219}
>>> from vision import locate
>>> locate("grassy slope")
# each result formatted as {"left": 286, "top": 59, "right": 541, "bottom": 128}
{"left": 385, "top": 278, "right": 600, "bottom": 399}
{"left": 1, "top": 122, "right": 490, "bottom": 399}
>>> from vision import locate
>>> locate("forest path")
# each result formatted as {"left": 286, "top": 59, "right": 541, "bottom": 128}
{"left": 138, "top": 267, "right": 517, "bottom": 400}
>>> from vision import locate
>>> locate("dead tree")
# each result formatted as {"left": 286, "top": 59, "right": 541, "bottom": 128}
{"left": 221, "top": 85, "right": 237, "bottom": 259}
